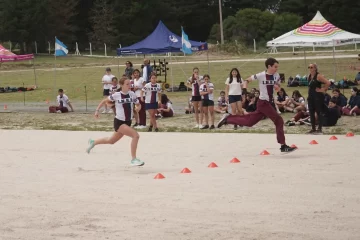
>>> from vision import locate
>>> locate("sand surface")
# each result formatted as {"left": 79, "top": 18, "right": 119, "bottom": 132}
{"left": 0, "top": 130, "right": 359, "bottom": 240}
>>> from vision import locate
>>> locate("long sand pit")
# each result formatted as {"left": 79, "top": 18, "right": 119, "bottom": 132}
{"left": 0, "top": 130, "right": 359, "bottom": 240}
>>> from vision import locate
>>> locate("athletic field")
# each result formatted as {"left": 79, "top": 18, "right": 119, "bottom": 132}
{"left": 0, "top": 130, "right": 358, "bottom": 240}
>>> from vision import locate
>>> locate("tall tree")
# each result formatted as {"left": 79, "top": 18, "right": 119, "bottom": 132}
{"left": 88, "top": 0, "right": 117, "bottom": 49}
{"left": 0, "top": 0, "right": 48, "bottom": 53}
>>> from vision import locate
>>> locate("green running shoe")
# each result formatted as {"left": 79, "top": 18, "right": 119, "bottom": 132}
{"left": 131, "top": 158, "right": 145, "bottom": 166}
{"left": 86, "top": 139, "right": 95, "bottom": 154}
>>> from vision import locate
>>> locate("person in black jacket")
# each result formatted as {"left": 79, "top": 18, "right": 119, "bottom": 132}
{"left": 322, "top": 97, "right": 341, "bottom": 127}
{"left": 306, "top": 63, "right": 330, "bottom": 134}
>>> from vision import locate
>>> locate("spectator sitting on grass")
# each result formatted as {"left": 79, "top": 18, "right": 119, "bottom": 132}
{"left": 215, "top": 91, "right": 228, "bottom": 114}
{"left": 48, "top": 89, "right": 74, "bottom": 113}
{"left": 157, "top": 94, "right": 174, "bottom": 118}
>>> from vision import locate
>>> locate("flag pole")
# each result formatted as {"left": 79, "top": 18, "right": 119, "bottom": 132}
{"left": 54, "top": 37, "right": 57, "bottom": 103}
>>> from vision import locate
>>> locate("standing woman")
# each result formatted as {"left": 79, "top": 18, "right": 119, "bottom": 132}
{"left": 225, "top": 68, "right": 244, "bottom": 129}
{"left": 86, "top": 77, "right": 144, "bottom": 166}
{"left": 133, "top": 69, "right": 146, "bottom": 129}
{"left": 187, "top": 67, "right": 204, "bottom": 128}
{"left": 199, "top": 74, "right": 215, "bottom": 129}
{"left": 307, "top": 63, "right": 330, "bottom": 134}
{"left": 141, "top": 73, "right": 162, "bottom": 132}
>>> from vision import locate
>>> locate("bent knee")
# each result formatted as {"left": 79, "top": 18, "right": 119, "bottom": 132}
{"left": 133, "top": 132, "right": 140, "bottom": 139}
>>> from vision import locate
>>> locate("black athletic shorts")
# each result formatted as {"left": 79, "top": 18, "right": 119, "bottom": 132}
{"left": 114, "top": 118, "right": 131, "bottom": 132}
{"left": 103, "top": 89, "right": 110, "bottom": 96}
{"left": 202, "top": 99, "right": 214, "bottom": 107}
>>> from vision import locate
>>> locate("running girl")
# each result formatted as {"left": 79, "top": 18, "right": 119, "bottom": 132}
{"left": 199, "top": 74, "right": 215, "bottom": 129}
{"left": 141, "top": 73, "right": 162, "bottom": 132}
{"left": 86, "top": 76, "right": 144, "bottom": 166}
{"left": 187, "top": 67, "right": 204, "bottom": 128}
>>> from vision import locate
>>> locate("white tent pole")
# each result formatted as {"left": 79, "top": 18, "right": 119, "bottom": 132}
{"left": 332, "top": 40, "right": 336, "bottom": 80}
{"left": 303, "top": 48, "right": 307, "bottom": 75}
{"left": 170, "top": 52, "right": 174, "bottom": 92}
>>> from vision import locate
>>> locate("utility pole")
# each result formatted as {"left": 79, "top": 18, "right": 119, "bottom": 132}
{"left": 219, "top": 0, "right": 224, "bottom": 44}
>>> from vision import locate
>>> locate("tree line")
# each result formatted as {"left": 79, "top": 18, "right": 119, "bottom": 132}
{"left": 0, "top": 0, "right": 358, "bottom": 53}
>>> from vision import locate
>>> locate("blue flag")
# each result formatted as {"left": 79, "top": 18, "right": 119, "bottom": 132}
{"left": 181, "top": 27, "right": 192, "bottom": 54}
{"left": 55, "top": 37, "right": 68, "bottom": 56}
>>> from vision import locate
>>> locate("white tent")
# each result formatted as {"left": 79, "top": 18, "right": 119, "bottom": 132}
{"left": 267, "top": 11, "right": 360, "bottom": 47}
{"left": 267, "top": 11, "right": 360, "bottom": 79}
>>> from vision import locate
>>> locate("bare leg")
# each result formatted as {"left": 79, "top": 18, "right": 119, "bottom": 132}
{"left": 193, "top": 101, "right": 200, "bottom": 124}
{"left": 94, "top": 132, "right": 123, "bottom": 146}
{"left": 235, "top": 101, "right": 243, "bottom": 115}
{"left": 230, "top": 102, "right": 237, "bottom": 115}
{"left": 118, "top": 124, "right": 140, "bottom": 159}
{"left": 203, "top": 106, "right": 209, "bottom": 125}
{"left": 209, "top": 106, "right": 214, "bottom": 125}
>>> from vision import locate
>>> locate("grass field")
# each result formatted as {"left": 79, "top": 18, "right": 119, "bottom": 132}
{"left": 0, "top": 53, "right": 359, "bottom": 134}
{"left": 0, "top": 54, "right": 358, "bottom": 104}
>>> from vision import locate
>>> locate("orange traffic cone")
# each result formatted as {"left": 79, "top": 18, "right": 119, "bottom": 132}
{"left": 346, "top": 132, "right": 354, "bottom": 137}
{"left": 309, "top": 140, "right": 318, "bottom": 145}
{"left": 154, "top": 173, "right": 165, "bottom": 179}
{"left": 329, "top": 136, "right": 338, "bottom": 140}
{"left": 260, "top": 150, "right": 270, "bottom": 155}
{"left": 180, "top": 168, "right": 191, "bottom": 173}
{"left": 4, "top": 105, "right": 7, "bottom": 110}
{"left": 230, "top": 157, "right": 240, "bottom": 163}
{"left": 290, "top": 144, "right": 298, "bottom": 149}
{"left": 208, "top": 162, "right": 218, "bottom": 168}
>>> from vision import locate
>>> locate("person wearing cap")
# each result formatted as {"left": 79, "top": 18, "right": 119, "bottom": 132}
{"left": 124, "top": 61, "right": 134, "bottom": 79}
{"left": 101, "top": 67, "right": 115, "bottom": 113}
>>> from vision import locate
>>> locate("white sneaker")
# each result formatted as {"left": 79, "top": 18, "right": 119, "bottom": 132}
{"left": 138, "top": 125, "right": 147, "bottom": 129}
{"left": 101, "top": 110, "right": 107, "bottom": 114}
{"left": 198, "top": 124, "right": 203, "bottom": 129}
{"left": 108, "top": 109, "right": 113, "bottom": 114}
{"left": 194, "top": 124, "right": 199, "bottom": 128}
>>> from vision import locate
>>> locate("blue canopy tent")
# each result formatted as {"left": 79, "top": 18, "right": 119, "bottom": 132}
{"left": 117, "top": 21, "right": 209, "bottom": 91}
{"left": 117, "top": 21, "right": 208, "bottom": 55}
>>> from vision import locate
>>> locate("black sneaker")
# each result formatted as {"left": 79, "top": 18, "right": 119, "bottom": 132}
{"left": 315, "top": 129, "right": 323, "bottom": 135}
{"left": 209, "top": 125, "right": 215, "bottom": 129}
{"left": 201, "top": 125, "right": 209, "bottom": 129}
{"left": 280, "top": 144, "right": 297, "bottom": 153}
{"left": 217, "top": 113, "right": 230, "bottom": 128}
{"left": 148, "top": 126, "right": 153, "bottom": 132}
{"left": 155, "top": 128, "right": 159, "bottom": 132}
{"left": 234, "top": 125, "right": 238, "bottom": 130}
{"left": 284, "top": 120, "right": 291, "bottom": 125}
{"left": 133, "top": 123, "right": 138, "bottom": 127}
{"left": 286, "top": 122, "right": 295, "bottom": 126}
{"left": 306, "top": 129, "right": 316, "bottom": 134}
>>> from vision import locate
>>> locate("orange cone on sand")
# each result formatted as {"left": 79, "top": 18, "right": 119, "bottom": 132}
{"left": 309, "top": 140, "right": 318, "bottom": 145}
{"left": 180, "top": 168, "right": 191, "bottom": 173}
{"left": 154, "top": 173, "right": 165, "bottom": 179}
{"left": 230, "top": 157, "right": 240, "bottom": 163}
{"left": 4, "top": 105, "right": 7, "bottom": 110}
{"left": 329, "top": 136, "right": 338, "bottom": 140}
{"left": 260, "top": 150, "right": 270, "bottom": 155}
{"left": 208, "top": 162, "right": 218, "bottom": 168}
{"left": 346, "top": 132, "right": 354, "bottom": 137}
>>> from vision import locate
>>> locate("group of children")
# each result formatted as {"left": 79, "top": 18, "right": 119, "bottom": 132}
{"left": 101, "top": 67, "right": 175, "bottom": 132}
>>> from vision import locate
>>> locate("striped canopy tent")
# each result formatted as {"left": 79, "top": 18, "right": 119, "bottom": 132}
{"left": 267, "top": 11, "right": 360, "bottom": 47}
{"left": 267, "top": 11, "right": 360, "bottom": 79}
